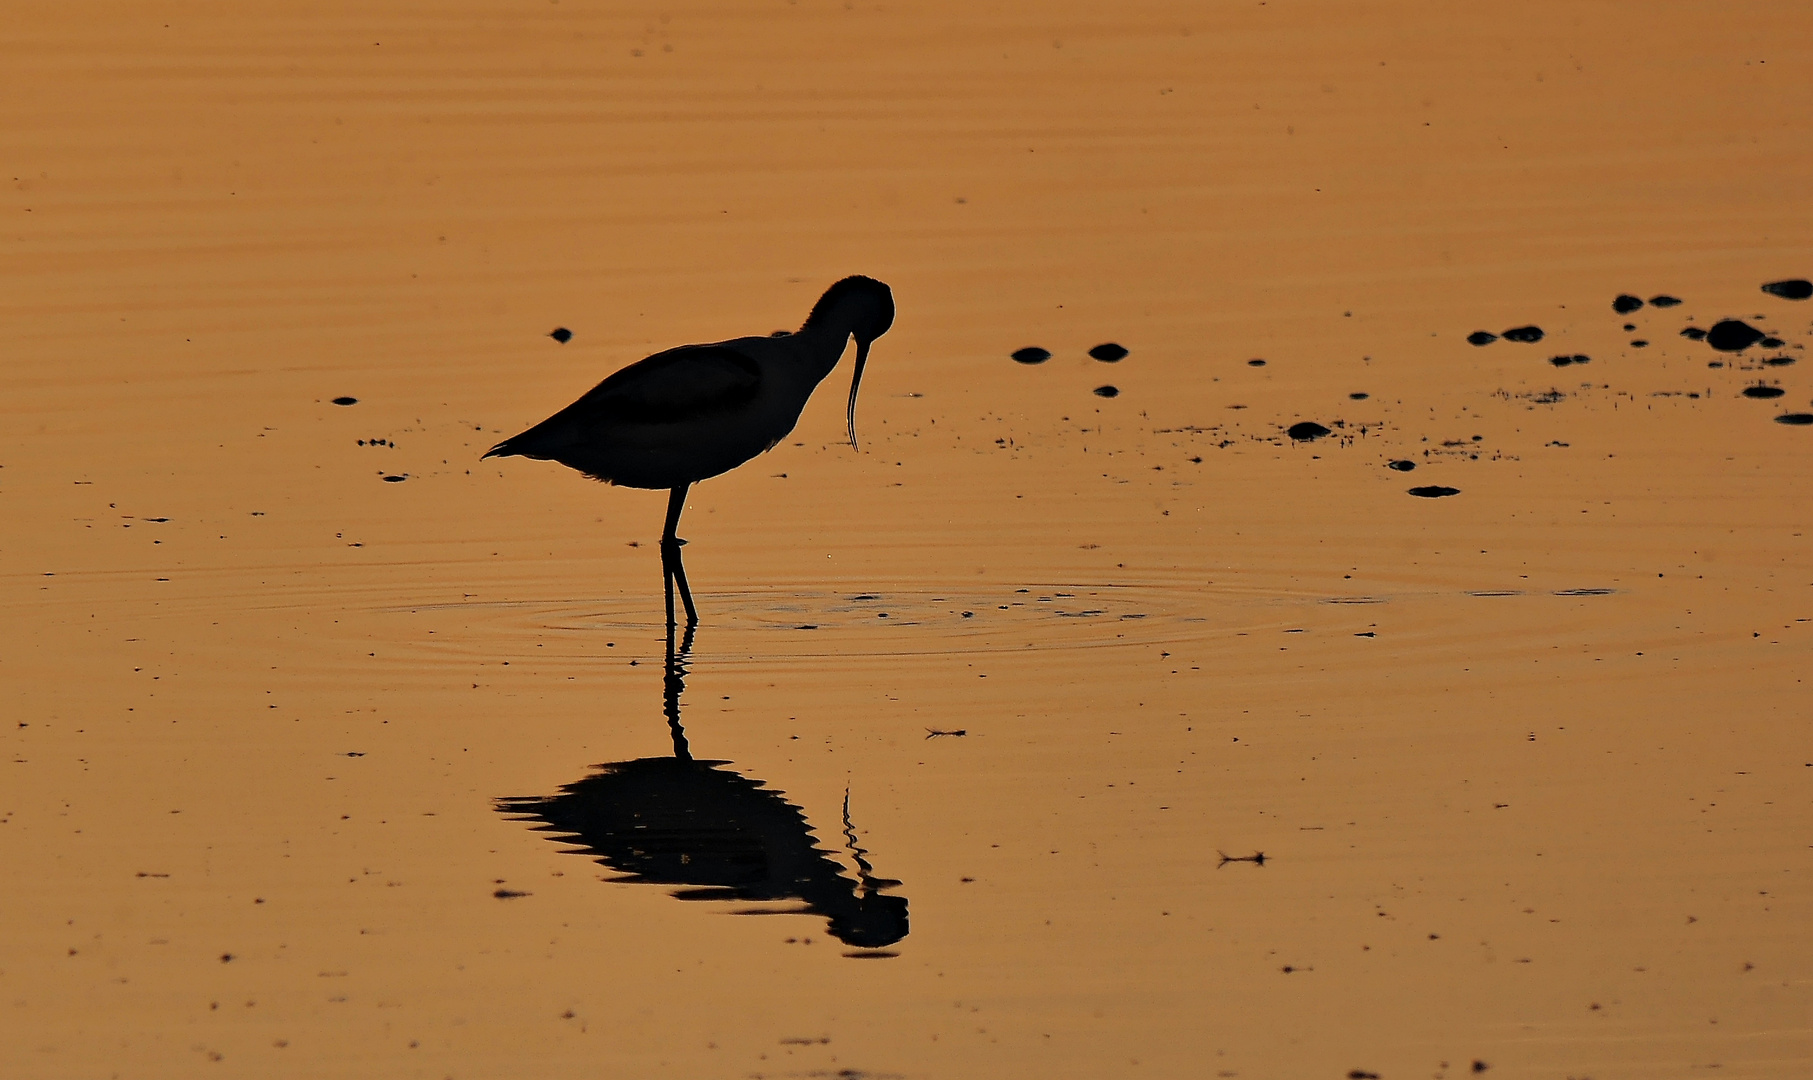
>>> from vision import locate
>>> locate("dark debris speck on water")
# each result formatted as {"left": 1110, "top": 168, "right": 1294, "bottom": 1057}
{"left": 1349, "top": 392, "right": 1369, "bottom": 399}
{"left": 1549, "top": 354, "right": 1591, "bottom": 367}
{"left": 549, "top": 327, "right": 572, "bottom": 343}
{"left": 1612, "top": 294, "right": 1644, "bottom": 314}
{"left": 1408, "top": 485, "right": 1460, "bottom": 498}
{"left": 332, "top": 396, "right": 358, "bottom": 406}
{"left": 1761, "top": 278, "right": 1813, "bottom": 300}
{"left": 1763, "top": 355, "right": 1797, "bottom": 366}
{"left": 1501, "top": 325, "right": 1544, "bottom": 343}
{"left": 1088, "top": 343, "right": 1129, "bottom": 362}
{"left": 1012, "top": 346, "right": 1051, "bottom": 364}
{"left": 1092, "top": 385, "right": 1119, "bottom": 398}
{"left": 382, "top": 474, "right": 407, "bottom": 483}
{"left": 1680, "top": 327, "right": 1708, "bottom": 341}
{"left": 1649, "top": 294, "right": 1682, "bottom": 307}
{"left": 1706, "top": 319, "right": 1765, "bottom": 352}
{"left": 1287, "top": 421, "right": 1331, "bottom": 441}
{"left": 1742, "top": 385, "right": 1786, "bottom": 399}
{"left": 1247, "top": 358, "right": 1267, "bottom": 366}
{"left": 1775, "top": 413, "right": 1813, "bottom": 426}
{"left": 1386, "top": 459, "right": 1416, "bottom": 471}
{"left": 1466, "top": 331, "right": 1497, "bottom": 346}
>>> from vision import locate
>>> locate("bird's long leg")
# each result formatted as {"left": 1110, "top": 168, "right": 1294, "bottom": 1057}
{"left": 661, "top": 484, "right": 699, "bottom": 627}
{"left": 663, "top": 618, "right": 695, "bottom": 762}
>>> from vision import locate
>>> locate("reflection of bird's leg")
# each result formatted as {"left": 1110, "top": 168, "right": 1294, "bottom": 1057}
{"left": 663, "top": 619, "right": 695, "bottom": 762}
{"left": 661, "top": 484, "right": 699, "bottom": 627}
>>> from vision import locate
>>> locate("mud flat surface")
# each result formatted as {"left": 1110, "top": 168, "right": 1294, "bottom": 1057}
{"left": 2, "top": 2, "right": 1810, "bottom": 1078}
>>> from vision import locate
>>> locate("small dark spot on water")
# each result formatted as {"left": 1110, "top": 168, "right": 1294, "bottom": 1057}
{"left": 1774, "top": 413, "right": 1813, "bottom": 426}
{"left": 1630, "top": 339, "right": 1649, "bottom": 348}
{"left": 1247, "top": 358, "right": 1267, "bottom": 366}
{"left": 1502, "top": 325, "right": 1544, "bottom": 343}
{"left": 381, "top": 475, "right": 407, "bottom": 483}
{"left": 1681, "top": 326, "right": 1707, "bottom": 340}
{"left": 548, "top": 327, "right": 572, "bottom": 343}
{"left": 1093, "top": 385, "right": 1119, "bottom": 398}
{"left": 1387, "top": 460, "right": 1416, "bottom": 471}
{"left": 1649, "top": 294, "right": 1682, "bottom": 308}
{"left": 1287, "top": 421, "right": 1331, "bottom": 441}
{"left": 1763, "top": 355, "right": 1796, "bottom": 366}
{"left": 852, "top": 593, "right": 879, "bottom": 600}
{"left": 1408, "top": 485, "right": 1460, "bottom": 498}
{"left": 1761, "top": 278, "right": 1813, "bottom": 300}
{"left": 1088, "top": 343, "right": 1128, "bottom": 362}
{"left": 1011, "top": 347, "right": 1050, "bottom": 364}
{"left": 1467, "top": 331, "right": 1497, "bottom": 346}
{"left": 1472, "top": 1061, "right": 1491, "bottom": 1074}
{"left": 1349, "top": 392, "right": 1369, "bottom": 399}
{"left": 1612, "top": 294, "right": 1643, "bottom": 314}
{"left": 1759, "top": 335, "right": 1785, "bottom": 348}
{"left": 1554, "top": 588, "right": 1613, "bottom": 596}
{"left": 493, "top": 888, "right": 530, "bottom": 899}
{"left": 1348, "top": 1071, "right": 1381, "bottom": 1080}
{"left": 332, "top": 396, "right": 357, "bottom": 406}
{"left": 1549, "top": 354, "right": 1587, "bottom": 367}
{"left": 1742, "top": 385, "right": 1785, "bottom": 399}
{"left": 1707, "top": 320, "right": 1765, "bottom": 352}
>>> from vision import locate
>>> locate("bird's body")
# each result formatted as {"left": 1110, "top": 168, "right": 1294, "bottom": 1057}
{"left": 484, "top": 275, "right": 894, "bottom": 625}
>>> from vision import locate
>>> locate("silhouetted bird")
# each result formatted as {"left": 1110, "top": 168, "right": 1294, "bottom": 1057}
{"left": 484, "top": 276, "right": 895, "bottom": 625}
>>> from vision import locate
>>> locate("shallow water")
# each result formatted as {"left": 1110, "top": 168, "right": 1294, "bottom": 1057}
{"left": 4, "top": 2, "right": 1812, "bottom": 1077}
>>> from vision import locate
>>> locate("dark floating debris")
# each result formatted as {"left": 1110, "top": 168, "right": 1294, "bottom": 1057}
{"left": 1287, "top": 421, "right": 1332, "bottom": 441}
{"left": 1680, "top": 326, "right": 1707, "bottom": 341}
{"left": 1088, "top": 342, "right": 1129, "bottom": 362}
{"left": 1408, "top": 485, "right": 1460, "bottom": 498}
{"left": 1386, "top": 459, "right": 1416, "bottom": 472}
{"left": 1092, "top": 385, "right": 1119, "bottom": 398}
{"left": 1763, "top": 355, "right": 1797, "bottom": 366}
{"left": 1706, "top": 319, "right": 1765, "bottom": 352}
{"left": 1217, "top": 850, "right": 1267, "bottom": 868}
{"left": 1649, "top": 294, "right": 1682, "bottom": 308}
{"left": 1761, "top": 278, "right": 1813, "bottom": 300}
{"left": 1612, "top": 294, "right": 1644, "bottom": 314}
{"left": 1630, "top": 339, "right": 1649, "bottom": 348}
{"left": 332, "top": 396, "right": 358, "bottom": 406}
{"left": 1247, "top": 358, "right": 1267, "bottom": 366}
{"left": 381, "top": 474, "right": 407, "bottom": 483}
{"left": 1743, "top": 385, "right": 1786, "bottom": 399}
{"left": 493, "top": 888, "right": 530, "bottom": 899}
{"left": 549, "top": 327, "right": 572, "bottom": 343}
{"left": 1549, "top": 354, "right": 1591, "bottom": 367}
{"left": 1467, "top": 331, "right": 1497, "bottom": 346}
{"left": 1349, "top": 392, "right": 1369, "bottom": 400}
{"left": 1011, "top": 346, "right": 1051, "bottom": 365}
{"left": 1501, "top": 325, "right": 1544, "bottom": 343}
{"left": 1775, "top": 413, "right": 1813, "bottom": 426}
{"left": 1759, "top": 335, "right": 1786, "bottom": 348}
{"left": 1622, "top": 323, "right": 1637, "bottom": 332}
{"left": 1554, "top": 588, "right": 1613, "bottom": 596}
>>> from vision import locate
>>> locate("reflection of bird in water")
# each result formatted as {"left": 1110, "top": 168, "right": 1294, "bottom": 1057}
{"left": 496, "top": 625, "right": 909, "bottom": 950}
{"left": 482, "top": 276, "right": 895, "bottom": 627}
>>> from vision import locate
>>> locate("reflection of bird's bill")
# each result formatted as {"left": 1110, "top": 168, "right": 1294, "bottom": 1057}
{"left": 846, "top": 337, "right": 869, "bottom": 450}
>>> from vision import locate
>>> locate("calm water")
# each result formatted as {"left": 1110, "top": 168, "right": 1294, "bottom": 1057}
{"left": 3, "top": 3, "right": 1810, "bottom": 1077}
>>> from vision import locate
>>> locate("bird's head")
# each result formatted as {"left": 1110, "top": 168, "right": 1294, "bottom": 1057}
{"left": 804, "top": 276, "right": 894, "bottom": 451}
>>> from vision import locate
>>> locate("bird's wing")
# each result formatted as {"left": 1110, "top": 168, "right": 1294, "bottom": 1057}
{"left": 575, "top": 344, "right": 763, "bottom": 425}
{"left": 486, "top": 345, "right": 762, "bottom": 459}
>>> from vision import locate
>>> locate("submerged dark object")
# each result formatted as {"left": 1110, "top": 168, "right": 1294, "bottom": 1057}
{"left": 549, "top": 327, "right": 573, "bottom": 343}
{"left": 1287, "top": 421, "right": 1332, "bottom": 441}
{"left": 1012, "top": 346, "right": 1051, "bottom": 364}
{"left": 1743, "top": 385, "right": 1786, "bottom": 399}
{"left": 1612, "top": 294, "right": 1643, "bottom": 314}
{"left": 1408, "top": 485, "right": 1460, "bottom": 498}
{"left": 1706, "top": 320, "right": 1765, "bottom": 352}
{"left": 1761, "top": 279, "right": 1813, "bottom": 300}
{"left": 1466, "top": 331, "right": 1497, "bottom": 346}
{"left": 1093, "top": 385, "right": 1120, "bottom": 398}
{"left": 1386, "top": 459, "right": 1416, "bottom": 471}
{"left": 1649, "top": 294, "right": 1682, "bottom": 308}
{"left": 1088, "top": 343, "right": 1129, "bottom": 362}
{"left": 332, "top": 396, "right": 358, "bottom": 406}
{"left": 1775, "top": 413, "right": 1813, "bottom": 426}
{"left": 1501, "top": 326, "right": 1544, "bottom": 343}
